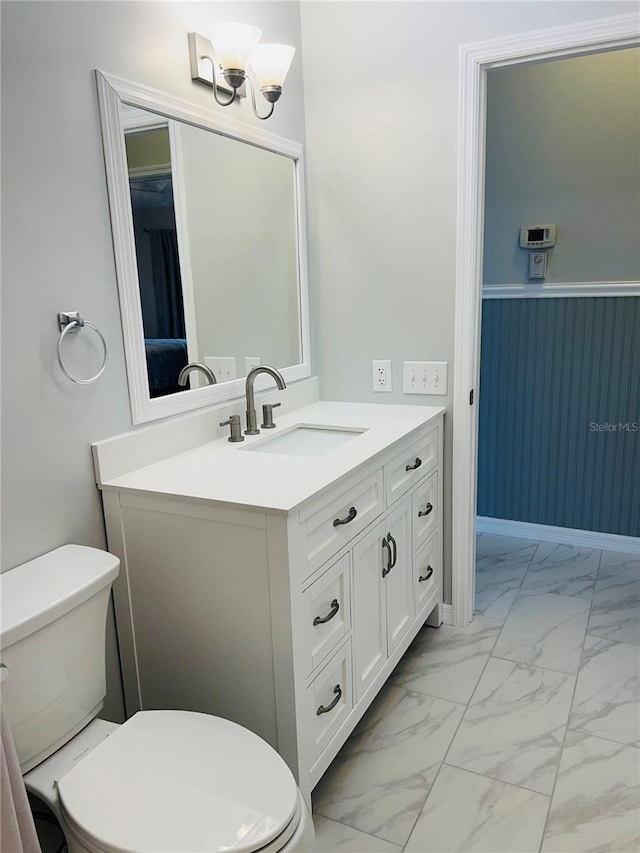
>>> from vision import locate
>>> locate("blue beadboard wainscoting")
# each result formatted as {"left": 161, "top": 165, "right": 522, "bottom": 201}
{"left": 477, "top": 296, "right": 640, "bottom": 537}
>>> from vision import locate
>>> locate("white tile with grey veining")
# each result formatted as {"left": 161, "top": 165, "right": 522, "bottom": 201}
{"left": 475, "top": 560, "right": 527, "bottom": 620}
{"left": 598, "top": 550, "right": 640, "bottom": 573}
{"left": 569, "top": 635, "right": 640, "bottom": 746}
{"left": 312, "top": 685, "right": 464, "bottom": 846}
{"left": 542, "top": 730, "right": 640, "bottom": 853}
{"left": 446, "top": 657, "right": 575, "bottom": 794}
{"left": 405, "top": 764, "right": 549, "bottom": 852}
{"left": 476, "top": 533, "right": 540, "bottom": 563}
{"left": 519, "top": 543, "right": 600, "bottom": 599}
{"left": 588, "top": 561, "right": 640, "bottom": 646}
{"left": 492, "top": 593, "right": 590, "bottom": 674}
{"left": 390, "top": 615, "right": 502, "bottom": 704}
{"left": 313, "top": 816, "right": 401, "bottom": 853}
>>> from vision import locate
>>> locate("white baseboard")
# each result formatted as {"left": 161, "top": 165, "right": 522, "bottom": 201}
{"left": 476, "top": 517, "right": 640, "bottom": 555}
{"left": 442, "top": 604, "right": 453, "bottom": 625}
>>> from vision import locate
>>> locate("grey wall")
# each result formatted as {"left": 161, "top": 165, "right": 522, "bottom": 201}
{"left": 2, "top": 0, "right": 636, "bottom": 723}
{"left": 484, "top": 48, "right": 640, "bottom": 286}
{"left": 299, "top": 0, "right": 636, "bottom": 601}
{"left": 1, "top": 0, "right": 306, "bottom": 721}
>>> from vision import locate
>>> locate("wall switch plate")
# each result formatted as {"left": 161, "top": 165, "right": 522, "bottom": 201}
{"left": 204, "top": 356, "right": 236, "bottom": 383}
{"left": 372, "top": 360, "right": 392, "bottom": 392}
{"left": 245, "top": 356, "right": 262, "bottom": 374}
{"left": 403, "top": 361, "right": 448, "bottom": 395}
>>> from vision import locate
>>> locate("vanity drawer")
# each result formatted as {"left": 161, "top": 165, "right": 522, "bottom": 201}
{"left": 384, "top": 428, "right": 438, "bottom": 507}
{"left": 298, "top": 468, "right": 384, "bottom": 580}
{"left": 307, "top": 640, "right": 353, "bottom": 761}
{"left": 412, "top": 470, "right": 439, "bottom": 552}
{"left": 305, "top": 554, "right": 351, "bottom": 674}
{"left": 415, "top": 533, "right": 440, "bottom": 620}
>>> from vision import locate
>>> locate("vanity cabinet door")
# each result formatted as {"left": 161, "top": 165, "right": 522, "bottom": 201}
{"left": 415, "top": 533, "right": 440, "bottom": 621}
{"left": 384, "top": 427, "right": 438, "bottom": 507}
{"left": 305, "top": 554, "right": 351, "bottom": 675}
{"left": 412, "top": 470, "right": 438, "bottom": 553}
{"left": 383, "top": 498, "right": 413, "bottom": 656}
{"left": 352, "top": 523, "right": 386, "bottom": 702}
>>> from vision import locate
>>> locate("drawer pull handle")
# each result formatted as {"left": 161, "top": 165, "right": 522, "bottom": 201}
{"left": 418, "top": 502, "right": 434, "bottom": 518}
{"left": 406, "top": 457, "right": 422, "bottom": 471}
{"left": 382, "top": 535, "right": 392, "bottom": 577}
{"left": 388, "top": 532, "right": 397, "bottom": 568}
{"left": 317, "top": 684, "right": 342, "bottom": 715}
{"left": 333, "top": 507, "right": 357, "bottom": 527}
{"left": 313, "top": 599, "right": 340, "bottom": 626}
{"left": 419, "top": 566, "right": 434, "bottom": 582}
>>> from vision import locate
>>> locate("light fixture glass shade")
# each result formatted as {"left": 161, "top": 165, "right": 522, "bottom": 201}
{"left": 211, "top": 22, "right": 262, "bottom": 71}
{"left": 250, "top": 44, "right": 295, "bottom": 88}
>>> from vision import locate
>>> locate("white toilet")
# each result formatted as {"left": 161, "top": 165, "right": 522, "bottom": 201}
{"left": 0, "top": 545, "right": 315, "bottom": 852}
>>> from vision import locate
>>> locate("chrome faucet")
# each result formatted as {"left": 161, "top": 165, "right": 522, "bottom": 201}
{"left": 245, "top": 366, "right": 286, "bottom": 435}
{"left": 178, "top": 362, "right": 217, "bottom": 387}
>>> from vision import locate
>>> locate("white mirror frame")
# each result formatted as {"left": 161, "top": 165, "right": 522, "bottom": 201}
{"left": 96, "top": 70, "right": 311, "bottom": 424}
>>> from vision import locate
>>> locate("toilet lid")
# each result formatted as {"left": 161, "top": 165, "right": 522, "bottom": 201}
{"left": 57, "top": 710, "right": 300, "bottom": 853}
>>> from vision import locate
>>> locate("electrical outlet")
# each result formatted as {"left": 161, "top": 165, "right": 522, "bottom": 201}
{"left": 245, "top": 356, "right": 262, "bottom": 374}
{"left": 372, "top": 360, "right": 392, "bottom": 392}
{"left": 204, "top": 356, "right": 236, "bottom": 383}
{"left": 403, "top": 361, "right": 448, "bottom": 395}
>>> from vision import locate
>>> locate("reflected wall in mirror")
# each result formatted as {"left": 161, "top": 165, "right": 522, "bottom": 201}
{"left": 97, "top": 72, "right": 310, "bottom": 424}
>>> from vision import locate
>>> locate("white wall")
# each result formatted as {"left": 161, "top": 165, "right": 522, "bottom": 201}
{"left": 299, "top": 0, "right": 637, "bottom": 601}
{"left": 1, "top": 0, "right": 306, "bottom": 721}
{"left": 484, "top": 48, "right": 640, "bottom": 286}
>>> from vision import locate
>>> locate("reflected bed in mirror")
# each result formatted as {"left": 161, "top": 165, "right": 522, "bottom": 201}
{"left": 96, "top": 71, "right": 310, "bottom": 423}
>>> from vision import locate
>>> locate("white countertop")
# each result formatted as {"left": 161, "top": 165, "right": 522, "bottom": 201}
{"left": 99, "top": 401, "right": 445, "bottom": 514}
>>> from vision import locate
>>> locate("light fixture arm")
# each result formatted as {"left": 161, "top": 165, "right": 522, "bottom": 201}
{"left": 200, "top": 54, "right": 238, "bottom": 107}
{"left": 246, "top": 75, "right": 275, "bottom": 121}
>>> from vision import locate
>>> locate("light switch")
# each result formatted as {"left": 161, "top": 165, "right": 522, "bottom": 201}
{"left": 403, "top": 361, "right": 448, "bottom": 395}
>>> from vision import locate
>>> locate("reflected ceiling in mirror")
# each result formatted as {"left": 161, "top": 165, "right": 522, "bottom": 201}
{"left": 96, "top": 71, "right": 310, "bottom": 424}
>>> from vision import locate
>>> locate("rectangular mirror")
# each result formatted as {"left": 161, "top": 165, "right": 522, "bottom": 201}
{"left": 96, "top": 71, "right": 310, "bottom": 423}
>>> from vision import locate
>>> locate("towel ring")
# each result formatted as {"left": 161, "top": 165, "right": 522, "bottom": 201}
{"left": 57, "top": 311, "right": 108, "bottom": 385}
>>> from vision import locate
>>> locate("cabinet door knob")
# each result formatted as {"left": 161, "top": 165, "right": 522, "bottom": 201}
{"left": 418, "top": 502, "right": 433, "bottom": 518}
{"left": 387, "top": 532, "right": 397, "bottom": 568}
{"left": 333, "top": 507, "right": 357, "bottom": 527}
{"left": 313, "top": 599, "right": 340, "bottom": 626}
{"left": 382, "top": 535, "right": 392, "bottom": 577}
{"left": 406, "top": 457, "right": 422, "bottom": 471}
{"left": 317, "top": 684, "right": 342, "bottom": 715}
{"left": 419, "top": 566, "right": 434, "bottom": 582}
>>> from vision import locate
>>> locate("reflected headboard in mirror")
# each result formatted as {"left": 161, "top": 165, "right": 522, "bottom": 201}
{"left": 96, "top": 71, "right": 310, "bottom": 424}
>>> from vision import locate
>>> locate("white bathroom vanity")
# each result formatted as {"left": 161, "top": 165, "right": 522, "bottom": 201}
{"left": 93, "top": 395, "right": 444, "bottom": 804}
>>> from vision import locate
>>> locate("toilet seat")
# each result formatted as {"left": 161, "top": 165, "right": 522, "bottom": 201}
{"left": 57, "top": 710, "right": 301, "bottom": 853}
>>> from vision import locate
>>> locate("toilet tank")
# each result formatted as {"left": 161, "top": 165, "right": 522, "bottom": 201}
{"left": 0, "top": 545, "right": 119, "bottom": 773}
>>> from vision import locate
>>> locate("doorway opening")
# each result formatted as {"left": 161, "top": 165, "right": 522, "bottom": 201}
{"left": 451, "top": 14, "right": 640, "bottom": 628}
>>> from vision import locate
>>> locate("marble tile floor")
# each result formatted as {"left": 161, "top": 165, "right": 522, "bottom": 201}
{"left": 313, "top": 534, "right": 640, "bottom": 852}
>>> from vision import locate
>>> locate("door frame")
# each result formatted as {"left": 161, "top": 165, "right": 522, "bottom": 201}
{"left": 451, "top": 13, "right": 640, "bottom": 627}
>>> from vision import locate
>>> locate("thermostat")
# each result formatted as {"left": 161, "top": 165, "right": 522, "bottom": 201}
{"left": 520, "top": 225, "right": 556, "bottom": 248}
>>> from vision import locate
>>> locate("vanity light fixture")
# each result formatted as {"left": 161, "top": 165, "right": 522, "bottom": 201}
{"left": 188, "top": 22, "right": 295, "bottom": 120}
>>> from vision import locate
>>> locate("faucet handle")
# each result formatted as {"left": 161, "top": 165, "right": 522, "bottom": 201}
{"left": 219, "top": 415, "right": 244, "bottom": 443}
{"left": 261, "top": 402, "right": 281, "bottom": 429}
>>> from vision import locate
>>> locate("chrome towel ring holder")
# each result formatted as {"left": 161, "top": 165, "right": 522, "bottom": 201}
{"left": 57, "top": 311, "right": 108, "bottom": 385}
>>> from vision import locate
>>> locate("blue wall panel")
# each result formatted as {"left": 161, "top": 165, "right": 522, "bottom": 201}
{"left": 477, "top": 297, "right": 640, "bottom": 537}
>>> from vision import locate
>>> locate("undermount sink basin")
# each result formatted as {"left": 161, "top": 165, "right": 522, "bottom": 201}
{"left": 246, "top": 425, "right": 367, "bottom": 457}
